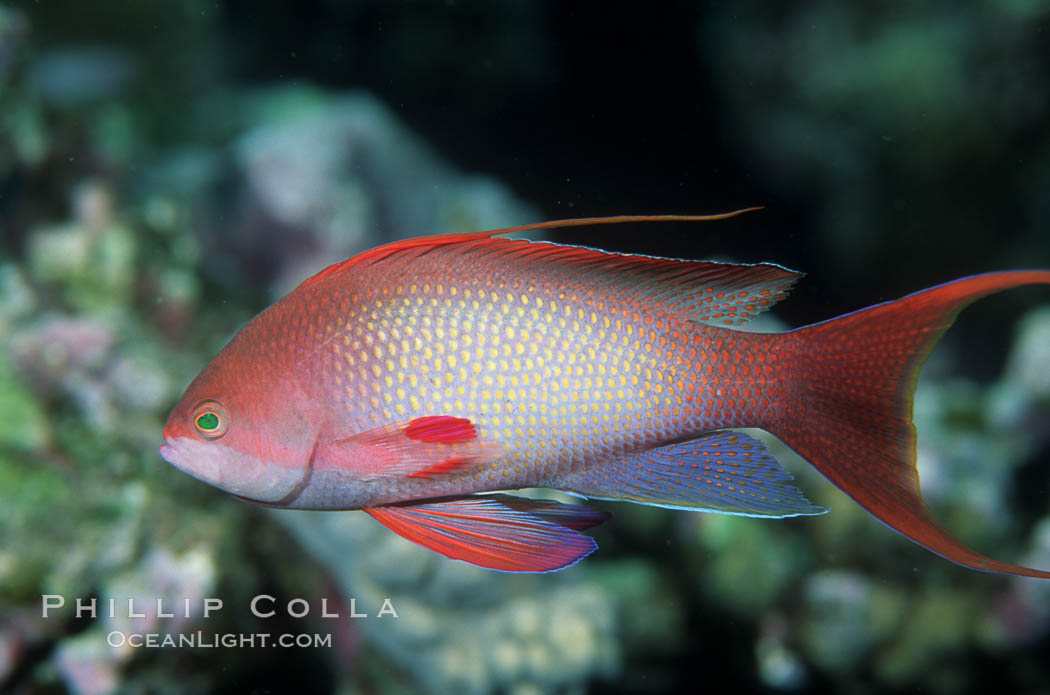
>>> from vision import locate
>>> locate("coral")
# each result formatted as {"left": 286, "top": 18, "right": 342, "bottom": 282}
{"left": 0, "top": 51, "right": 606, "bottom": 691}
{"left": 201, "top": 87, "right": 538, "bottom": 298}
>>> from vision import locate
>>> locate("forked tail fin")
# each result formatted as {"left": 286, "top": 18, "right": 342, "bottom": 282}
{"left": 776, "top": 271, "right": 1050, "bottom": 578}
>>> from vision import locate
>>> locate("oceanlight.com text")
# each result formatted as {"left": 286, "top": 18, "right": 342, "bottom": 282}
{"left": 107, "top": 630, "right": 333, "bottom": 649}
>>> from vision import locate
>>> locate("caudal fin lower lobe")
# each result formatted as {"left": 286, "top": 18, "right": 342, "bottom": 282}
{"left": 775, "top": 271, "right": 1050, "bottom": 578}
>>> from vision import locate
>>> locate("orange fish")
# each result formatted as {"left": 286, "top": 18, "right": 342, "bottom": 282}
{"left": 161, "top": 212, "right": 1050, "bottom": 575}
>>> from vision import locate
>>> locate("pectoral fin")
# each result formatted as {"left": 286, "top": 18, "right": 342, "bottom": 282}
{"left": 364, "top": 494, "right": 609, "bottom": 572}
{"left": 316, "top": 415, "right": 501, "bottom": 480}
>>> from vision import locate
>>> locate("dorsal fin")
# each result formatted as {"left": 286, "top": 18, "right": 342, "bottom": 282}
{"left": 447, "top": 241, "right": 800, "bottom": 326}
{"left": 297, "top": 209, "right": 761, "bottom": 291}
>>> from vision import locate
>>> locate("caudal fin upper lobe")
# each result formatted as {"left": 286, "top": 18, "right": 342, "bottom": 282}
{"left": 776, "top": 271, "right": 1050, "bottom": 578}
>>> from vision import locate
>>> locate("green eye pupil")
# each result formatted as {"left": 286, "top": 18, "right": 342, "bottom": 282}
{"left": 196, "top": 412, "right": 220, "bottom": 431}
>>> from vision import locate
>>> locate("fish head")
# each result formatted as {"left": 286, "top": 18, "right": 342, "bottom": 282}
{"left": 160, "top": 345, "right": 321, "bottom": 505}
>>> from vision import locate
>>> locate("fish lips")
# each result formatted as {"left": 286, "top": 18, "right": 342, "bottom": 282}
{"left": 160, "top": 435, "right": 304, "bottom": 504}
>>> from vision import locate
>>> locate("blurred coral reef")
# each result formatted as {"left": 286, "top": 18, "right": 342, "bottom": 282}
{"left": 2, "top": 2, "right": 1050, "bottom": 694}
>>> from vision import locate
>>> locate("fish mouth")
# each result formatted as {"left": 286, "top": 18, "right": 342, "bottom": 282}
{"left": 158, "top": 435, "right": 177, "bottom": 466}
{"left": 158, "top": 435, "right": 305, "bottom": 504}
{"left": 160, "top": 435, "right": 224, "bottom": 488}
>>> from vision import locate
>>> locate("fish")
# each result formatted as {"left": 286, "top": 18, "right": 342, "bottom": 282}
{"left": 160, "top": 211, "right": 1050, "bottom": 576}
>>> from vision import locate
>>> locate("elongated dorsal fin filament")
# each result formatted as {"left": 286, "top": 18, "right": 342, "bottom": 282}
{"left": 299, "top": 207, "right": 763, "bottom": 289}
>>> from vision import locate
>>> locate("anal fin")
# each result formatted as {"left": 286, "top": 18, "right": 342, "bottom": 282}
{"left": 558, "top": 431, "right": 826, "bottom": 518}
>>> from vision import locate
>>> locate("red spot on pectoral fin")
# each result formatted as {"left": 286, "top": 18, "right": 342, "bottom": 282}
{"left": 406, "top": 457, "right": 469, "bottom": 479}
{"left": 403, "top": 416, "right": 477, "bottom": 443}
{"left": 363, "top": 495, "right": 605, "bottom": 572}
{"left": 322, "top": 416, "right": 499, "bottom": 480}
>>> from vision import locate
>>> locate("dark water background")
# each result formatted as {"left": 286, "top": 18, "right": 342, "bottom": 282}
{"left": 2, "top": 2, "right": 1050, "bottom": 693}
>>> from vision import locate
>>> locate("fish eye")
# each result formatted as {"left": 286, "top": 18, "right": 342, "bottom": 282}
{"left": 192, "top": 401, "right": 229, "bottom": 439}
